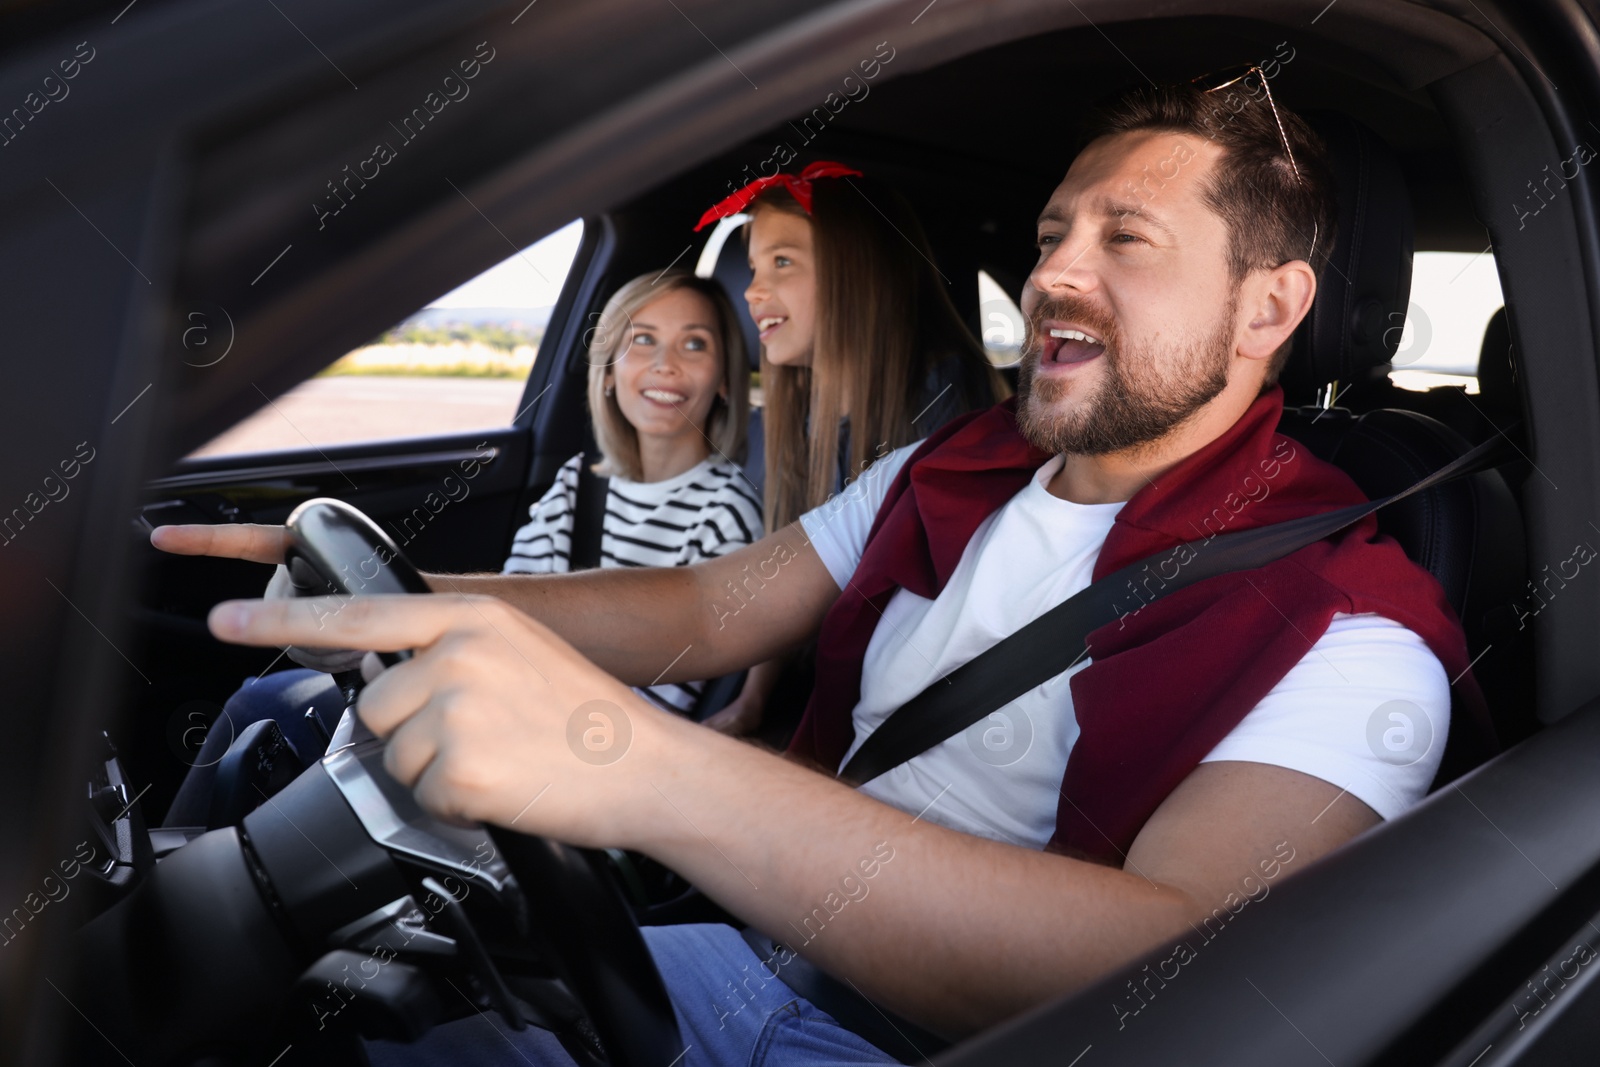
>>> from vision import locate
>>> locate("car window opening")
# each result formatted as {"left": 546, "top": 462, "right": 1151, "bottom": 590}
{"left": 188, "top": 220, "right": 585, "bottom": 458}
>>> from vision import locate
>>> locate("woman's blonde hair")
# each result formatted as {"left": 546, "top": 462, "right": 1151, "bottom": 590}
{"left": 585, "top": 269, "right": 750, "bottom": 482}
{"left": 752, "top": 176, "right": 1008, "bottom": 529}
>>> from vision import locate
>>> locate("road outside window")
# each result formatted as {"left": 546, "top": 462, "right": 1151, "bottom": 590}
{"left": 190, "top": 220, "right": 584, "bottom": 458}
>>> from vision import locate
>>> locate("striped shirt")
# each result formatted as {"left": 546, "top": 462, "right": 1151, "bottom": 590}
{"left": 503, "top": 452, "right": 765, "bottom": 713}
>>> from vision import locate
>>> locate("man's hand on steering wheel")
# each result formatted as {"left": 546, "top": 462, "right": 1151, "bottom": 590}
{"left": 206, "top": 591, "right": 673, "bottom": 848}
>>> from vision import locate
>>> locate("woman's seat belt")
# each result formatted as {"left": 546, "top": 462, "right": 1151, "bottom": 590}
{"left": 569, "top": 456, "right": 609, "bottom": 572}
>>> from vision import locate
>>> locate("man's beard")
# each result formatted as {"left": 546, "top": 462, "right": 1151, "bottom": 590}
{"left": 1015, "top": 293, "right": 1237, "bottom": 457}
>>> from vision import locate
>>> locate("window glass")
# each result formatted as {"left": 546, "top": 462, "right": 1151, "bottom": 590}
{"left": 1388, "top": 250, "right": 1504, "bottom": 393}
{"left": 190, "top": 220, "right": 585, "bottom": 458}
{"left": 978, "top": 270, "right": 1025, "bottom": 367}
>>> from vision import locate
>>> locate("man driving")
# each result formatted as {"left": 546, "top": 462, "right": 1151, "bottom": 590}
{"left": 152, "top": 83, "right": 1492, "bottom": 1066}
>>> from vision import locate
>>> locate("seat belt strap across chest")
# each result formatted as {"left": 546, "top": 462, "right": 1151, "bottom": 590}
{"left": 568, "top": 455, "right": 609, "bottom": 572}
{"left": 836, "top": 430, "right": 1517, "bottom": 787}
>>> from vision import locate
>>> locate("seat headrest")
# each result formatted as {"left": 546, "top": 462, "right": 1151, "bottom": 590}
{"left": 1282, "top": 115, "right": 1415, "bottom": 399}
{"left": 1476, "top": 305, "right": 1515, "bottom": 402}
{"left": 709, "top": 242, "right": 762, "bottom": 370}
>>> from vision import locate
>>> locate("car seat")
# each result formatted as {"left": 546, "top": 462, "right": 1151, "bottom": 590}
{"left": 1328, "top": 301, "right": 1527, "bottom": 458}
{"left": 1277, "top": 115, "right": 1535, "bottom": 748}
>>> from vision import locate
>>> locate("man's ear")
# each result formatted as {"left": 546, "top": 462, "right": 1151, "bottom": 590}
{"left": 1237, "top": 261, "right": 1317, "bottom": 364}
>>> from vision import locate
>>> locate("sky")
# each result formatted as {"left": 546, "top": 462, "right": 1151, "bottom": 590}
{"left": 426, "top": 218, "right": 585, "bottom": 309}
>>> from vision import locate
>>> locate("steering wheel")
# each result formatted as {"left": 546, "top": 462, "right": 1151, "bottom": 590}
{"left": 279, "top": 497, "right": 683, "bottom": 1066}
{"left": 70, "top": 499, "right": 682, "bottom": 1067}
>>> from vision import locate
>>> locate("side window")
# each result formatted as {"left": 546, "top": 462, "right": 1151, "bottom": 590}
{"left": 978, "top": 270, "right": 1025, "bottom": 367}
{"left": 191, "top": 220, "right": 585, "bottom": 457}
{"left": 1389, "top": 249, "right": 1504, "bottom": 392}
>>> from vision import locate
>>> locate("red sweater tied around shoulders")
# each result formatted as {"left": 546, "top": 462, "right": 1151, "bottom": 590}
{"left": 788, "top": 386, "right": 1497, "bottom": 864}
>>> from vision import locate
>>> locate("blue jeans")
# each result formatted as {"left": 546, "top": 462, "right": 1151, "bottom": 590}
{"left": 365, "top": 923, "right": 899, "bottom": 1067}
{"left": 163, "top": 669, "right": 343, "bottom": 827}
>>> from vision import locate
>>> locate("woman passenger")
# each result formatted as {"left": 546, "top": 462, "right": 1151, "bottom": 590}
{"left": 161, "top": 269, "right": 761, "bottom": 826}
{"left": 504, "top": 269, "right": 763, "bottom": 714}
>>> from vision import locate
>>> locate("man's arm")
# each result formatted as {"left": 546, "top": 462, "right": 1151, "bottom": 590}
{"left": 430, "top": 523, "right": 833, "bottom": 685}
{"left": 207, "top": 592, "right": 1380, "bottom": 1040}
{"left": 599, "top": 717, "right": 1376, "bottom": 1038}
{"left": 150, "top": 521, "right": 837, "bottom": 687}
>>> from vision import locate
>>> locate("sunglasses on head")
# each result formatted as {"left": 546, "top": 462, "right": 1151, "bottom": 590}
{"left": 1190, "top": 64, "right": 1319, "bottom": 264}
{"left": 1190, "top": 64, "right": 1303, "bottom": 183}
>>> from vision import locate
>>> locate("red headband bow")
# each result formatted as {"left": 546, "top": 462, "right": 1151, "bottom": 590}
{"left": 693, "top": 160, "right": 864, "bottom": 232}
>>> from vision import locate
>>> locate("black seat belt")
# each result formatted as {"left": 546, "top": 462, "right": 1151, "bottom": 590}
{"left": 838, "top": 430, "right": 1518, "bottom": 787}
{"left": 568, "top": 455, "right": 609, "bottom": 572}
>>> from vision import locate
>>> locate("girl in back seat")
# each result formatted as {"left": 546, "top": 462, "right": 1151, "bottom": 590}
{"left": 693, "top": 162, "right": 1009, "bottom": 737}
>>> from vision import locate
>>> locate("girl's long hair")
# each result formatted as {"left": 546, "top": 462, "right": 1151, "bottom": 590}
{"left": 586, "top": 270, "right": 749, "bottom": 481}
{"left": 753, "top": 176, "right": 1007, "bottom": 529}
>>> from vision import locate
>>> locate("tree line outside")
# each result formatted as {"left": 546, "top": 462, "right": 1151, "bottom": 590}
{"left": 320, "top": 321, "right": 544, "bottom": 379}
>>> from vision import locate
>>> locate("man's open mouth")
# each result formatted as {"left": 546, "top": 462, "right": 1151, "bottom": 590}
{"left": 1040, "top": 324, "right": 1107, "bottom": 365}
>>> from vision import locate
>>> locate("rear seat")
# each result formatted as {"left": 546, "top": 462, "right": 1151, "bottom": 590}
{"left": 1337, "top": 305, "right": 1523, "bottom": 447}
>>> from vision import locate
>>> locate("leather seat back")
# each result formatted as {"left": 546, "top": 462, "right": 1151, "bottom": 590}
{"left": 1277, "top": 117, "right": 1533, "bottom": 747}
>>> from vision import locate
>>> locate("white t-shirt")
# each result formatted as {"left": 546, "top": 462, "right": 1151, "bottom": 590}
{"left": 799, "top": 442, "right": 1450, "bottom": 850}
